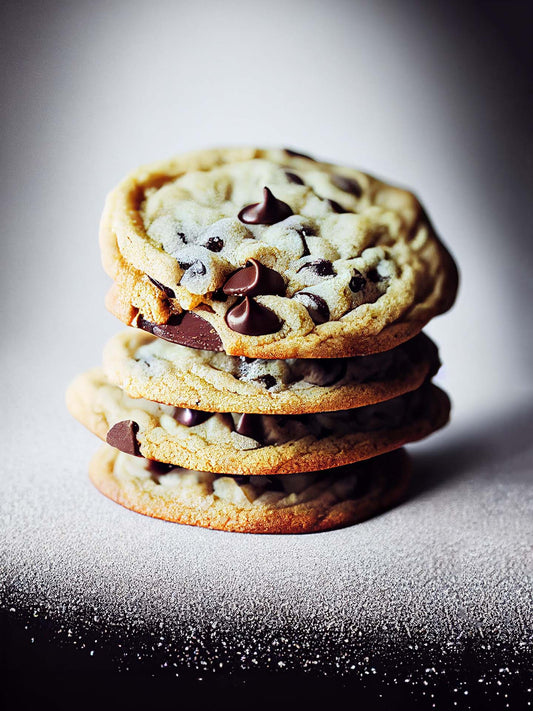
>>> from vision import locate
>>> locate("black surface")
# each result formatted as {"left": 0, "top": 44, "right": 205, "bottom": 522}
{"left": 1, "top": 609, "right": 530, "bottom": 711}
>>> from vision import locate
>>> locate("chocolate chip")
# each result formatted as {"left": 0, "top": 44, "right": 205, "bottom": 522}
{"left": 295, "top": 226, "right": 317, "bottom": 257}
{"left": 331, "top": 174, "right": 363, "bottom": 198}
{"left": 349, "top": 270, "right": 366, "bottom": 292}
{"left": 293, "top": 292, "right": 330, "bottom": 324}
{"left": 238, "top": 187, "right": 293, "bottom": 225}
{"left": 284, "top": 148, "right": 316, "bottom": 161}
{"left": 147, "top": 276, "right": 176, "bottom": 299}
{"left": 106, "top": 420, "right": 141, "bottom": 456}
{"left": 257, "top": 374, "right": 277, "bottom": 389}
{"left": 327, "top": 198, "right": 350, "bottom": 214}
{"left": 285, "top": 171, "right": 305, "bottom": 185}
{"left": 136, "top": 315, "right": 154, "bottom": 334}
{"left": 147, "top": 459, "right": 176, "bottom": 483}
{"left": 290, "top": 227, "right": 316, "bottom": 257}
{"left": 236, "top": 413, "right": 264, "bottom": 442}
{"left": 367, "top": 267, "right": 383, "bottom": 283}
{"left": 301, "top": 359, "right": 347, "bottom": 386}
{"left": 174, "top": 407, "right": 213, "bottom": 427}
{"left": 137, "top": 313, "right": 224, "bottom": 351}
{"left": 203, "top": 236, "right": 224, "bottom": 252}
{"left": 225, "top": 296, "right": 282, "bottom": 336}
{"left": 222, "top": 259, "right": 285, "bottom": 297}
{"left": 211, "top": 288, "right": 228, "bottom": 302}
{"left": 297, "top": 259, "right": 336, "bottom": 278}
{"left": 147, "top": 460, "right": 176, "bottom": 475}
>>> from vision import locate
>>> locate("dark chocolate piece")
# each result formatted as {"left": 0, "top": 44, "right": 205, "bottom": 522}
{"left": 203, "top": 236, "right": 224, "bottom": 252}
{"left": 148, "top": 276, "right": 176, "bottom": 299}
{"left": 367, "top": 267, "right": 384, "bottom": 283}
{"left": 297, "top": 259, "right": 335, "bottom": 278}
{"left": 225, "top": 296, "right": 282, "bottom": 336}
{"left": 222, "top": 259, "right": 285, "bottom": 297}
{"left": 137, "top": 313, "right": 224, "bottom": 351}
{"left": 106, "top": 420, "right": 141, "bottom": 456}
{"left": 174, "top": 407, "right": 213, "bottom": 427}
{"left": 331, "top": 174, "right": 363, "bottom": 198}
{"left": 284, "top": 148, "right": 315, "bottom": 161}
{"left": 147, "top": 460, "right": 176, "bottom": 475}
{"left": 147, "top": 459, "right": 176, "bottom": 483}
{"left": 257, "top": 374, "right": 277, "bottom": 389}
{"left": 293, "top": 292, "right": 330, "bottom": 324}
{"left": 238, "top": 187, "right": 293, "bottom": 225}
{"left": 236, "top": 413, "right": 264, "bottom": 442}
{"left": 285, "top": 171, "right": 305, "bottom": 185}
{"left": 297, "top": 226, "right": 317, "bottom": 257}
{"left": 327, "top": 198, "right": 350, "bottom": 214}
{"left": 211, "top": 288, "right": 228, "bottom": 302}
{"left": 349, "top": 270, "right": 366, "bottom": 292}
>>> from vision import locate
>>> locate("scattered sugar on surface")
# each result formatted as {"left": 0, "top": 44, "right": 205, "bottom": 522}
{"left": 1, "top": 392, "right": 532, "bottom": 706}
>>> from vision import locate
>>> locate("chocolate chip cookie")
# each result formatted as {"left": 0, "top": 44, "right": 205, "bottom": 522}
{"left": 89, "top": 445, "right": 412, "bottom": 533}
{"left": 100, "top": 147, "right": 458, "bottom": 358}
{"left": 66, "top": 368, "right": 449, "bottom": 475}
{"left": 102, "top": 329, "right": 440, "bottom": 414}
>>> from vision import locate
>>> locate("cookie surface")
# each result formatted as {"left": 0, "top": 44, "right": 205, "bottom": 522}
{"left": 89, "top": 445, "right": 412, "bottom": 533}
{"left": 103, "top": 329, "right": 440, "bottom": 414}
{"left": 66, "top": 369, "right": 449, "bottom": 475}
{"left": 100, "top": 147, "right": 458, "bottom": 358}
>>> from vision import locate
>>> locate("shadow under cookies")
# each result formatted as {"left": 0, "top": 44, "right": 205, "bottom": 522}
{"left": 409, "top": 397, "right": 533, "bottom": 498}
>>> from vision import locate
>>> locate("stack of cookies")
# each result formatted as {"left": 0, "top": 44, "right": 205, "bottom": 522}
{"left": 67, "top": 148, "right": 458, "bottom": 533}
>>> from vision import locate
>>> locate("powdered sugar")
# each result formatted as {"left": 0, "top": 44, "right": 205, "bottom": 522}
{"left": 1, "top": 364, "right": 531, "bottom": 691}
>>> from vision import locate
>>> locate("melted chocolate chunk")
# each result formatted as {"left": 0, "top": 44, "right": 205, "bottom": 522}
{"left": 331, "top": 174, "right": 363, "bottom": 198}
{"left": 174, "top": 407, "right": 213, "bottom": 427}
{"left": 148, "top": 460, "right": 176, "bottom": 475}
{"left": 137, "top": 313, "right": 223, "bottom": 351}
{"left": 106, "top": 420, "right": 141, "bottom": 456}
{"left": 257, "top": 374, "right": 277, "bottom": 389}
{"left": 284, "top": 148, "right": 316, "bottom": 161}
{"left": 238, "top": 187, "right": 293, "bottom": 225}
{"left": 301, "top": 359, "right": 347, "bottom": 386}
{"left": 349, "top": 270, "right": 366, "bottom": 292}
{"left": 284, "top": 171, "right": 305, "bottom": 185}
{"left": 203, "top": 236, "right": 224, "bottom": 252}
{"left": 148, "top": 276, "right": 176, "bottom": 299}
{"left": 222, "top": 259, "right": 285, "bottom": 297}
{"left": 225, "top": 296, "right": 282, "bottom": 336}
{"left": 147, "top": 459, "right": 177, "bottom": 484}
{"left": 236, "top": 413, "right": 264, "bottom": 442}
{"left": 297, "top": 259, "right": 336, "bottom": 278}
{"left": 211, "top": 288, "right": 228, "bottom": 302}
{"left": 367, "top": 267, "right": 384, "bottom": 283}
{"left": 294, "top": 292, "right": 330, "bottom": 324}
{"left": 327, "top": 198, "right": 350, "bottom": 214}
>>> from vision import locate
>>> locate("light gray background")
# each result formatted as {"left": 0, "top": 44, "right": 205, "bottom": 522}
{"left": 1, "top": 0, "right": 531, "bottom": 694}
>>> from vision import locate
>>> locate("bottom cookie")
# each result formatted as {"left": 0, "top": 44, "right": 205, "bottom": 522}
{"left": 89, "top": 445, "right": 411, "bottom": 534}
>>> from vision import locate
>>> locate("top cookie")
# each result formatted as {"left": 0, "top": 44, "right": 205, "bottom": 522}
{"left": 101, "top": 147, "right": 458, "bottom": 358}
